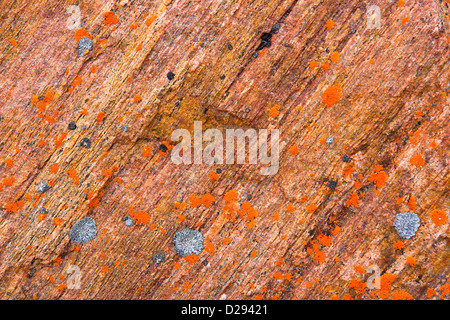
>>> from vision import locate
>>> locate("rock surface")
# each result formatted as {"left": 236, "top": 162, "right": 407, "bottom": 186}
{"left": 0, "top": 0, "right": 449, "bottom": 299}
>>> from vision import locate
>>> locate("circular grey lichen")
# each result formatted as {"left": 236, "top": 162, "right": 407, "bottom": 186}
{"left": 77, "top": 37, "right": 93, "bottom": 57}
{"left": 173, "top": 228, "right": 204, "bottom": 257}
{"left": 69, "top": 217, "right": 97, "bottom": 243}
{"left": 37, "top": 180, "right": 51, "bottom": 193}
{"left": 123, "top": 216, "right": 134, "bottom": 226}
{"left": 393, "top": 212, "right": 420, "bottom": 239}
{"left": 152, "top": 251, "right": 165, "bottom": 266}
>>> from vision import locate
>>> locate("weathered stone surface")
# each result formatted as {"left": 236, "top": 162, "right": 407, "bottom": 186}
{"left": 0, "top": 0, "right": 449, "bottom": 300}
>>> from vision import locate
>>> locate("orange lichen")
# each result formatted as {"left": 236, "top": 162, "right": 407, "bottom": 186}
{"left": 286, "top": 203, "right": 295, "bottom": 213}
{"left": 209, "top": 172, "right": 219, "bottom": 181}
{"left": 426, "top": 288, "right": 436, "bottom": 299}
{"left": 406, "top": 256, "right": 417, "bottom": 266}
{"left": 288, "top": 145, "right": 298, "bottom": 155}
{"left": 306, "top": 204, "right": 317, "bottom": 213}
{"left": 54, "top": 132, "right": 67, "bottom": 149}
{"left": 309, "top": 61, "right": 319, "bottom": 69}
{"left": 430, "top": 209, "right": 448, "bottom": 226}
{"left": 142, "top": 145, "right": 152, "bottom": 157}
{"left": 391, "top": 289, "right": 413, "bottom": 300}
{"left": 133, "top": 94, "right": 142, "bottom": 103}
{"left": 224, "top": 190, "right": 238, "bottom": 203}
{"left": 322, "top": 84, "right": 342, "bottom": 107}
{"left": 393, "top": 240, "right": 405, "bottom": 250}
{"left": 4, "top": 158, "right": 14, "bottom": 168}
{"left": 102, "top": 168, "right": 113, "bottom": 177}
{"left": 103, "top": 11, "right": 119, "bottom": 25}
{"left": 401, "top": 16, "right": 409, "bottom": 25}
{"left": 349, "top": 279, "right": 367, "bottom": 293}
{"left": 325, "top": 20, "right": 335, "bottom": 30}
{"left": 67, "top": 168, "right": 79, "bottom": 184}
{"left": 96, "top": 112, "right": 105, "bottom": 123}
{"left": 145, "top": 15, "right": 157, "bottom": 27}
{"left": 407, "top": 196, "right": 416, "bottom": 211}
{"left": 184, "top": 253, "right": 199, "bottom": 265}
{"left": 345, "top": 192, "right": 360, "bottom": 207}
{"left": 409, "top": 153, "right": 425, "bottom": 167}
{"left": 329, "top": 51, "right": 340, "bottom": 63}
{"left": 273, "top": 271, "right": 283, "bottom": 280}
{"left": 189, "top": 194, "right": 202, "bottom": 208}
{"left": 354, "top": 265, "right": 365, "bottom": 274}
{"left": 268, "top": 104, "right": 281, "bottom": 118}
{"left": 204, "top": 242, "right": 215, "bottom": 254}
{"left": 201, "top": 193, "right": 215, "bottom": 207}
{"left": 74, "top": 28, "right": 92, "bottom": 41}
{"left": 53, "top": 218, "right": 63, "bottom": 226}
{"left": 368, "top": 170, "right": 388, "bottom": 188}
{"left": 2, "top": 176, "right": 16, "bottom": 186}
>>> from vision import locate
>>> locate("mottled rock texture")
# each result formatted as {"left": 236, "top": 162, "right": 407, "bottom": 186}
{"left": 0, "top": 0, "right": 449, "bottom": 300}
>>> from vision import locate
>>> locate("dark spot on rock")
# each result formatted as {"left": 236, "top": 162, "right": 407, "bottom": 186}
{"left": 342, "top": 155, "right": 351, "bottom": 162}
{"left": 271, "top": 22, "right": 281, "bottom": 34}
{"left": 68, "top": 122, "right": 77, "bottom": 130}
{"left": 202, "top": 259, "right": 208, "bottom": 266}
{"left": 79, "top": 138, "right": 91, "bottom": 148}
{"left": 220, "top": 74, "right": 225, "bottom": 80}
{"left": 227, "top": 44, "right": 233, "bottom": 50}
{"left": 167, "top": 72, "right": 175, "bottom": 80}
{"left": 159, "top": 144, "right": 168, "bottom": 152}
{"left": 247, "top": 194, "right": 252, "bottom": 200}
{"left": 216, "top": 168, "right": 222, "bottom": 174}
{"left": 327, "top": 180, "right": 337, "bottom": 189}
{"left": 37, "top": 180, "right": 51, "bottom": 193}
{"left": 152, "top": 251, "right": 165, "bottom": 266}
{"left": 256, "top": 32, "right": 272, "bottom": 51}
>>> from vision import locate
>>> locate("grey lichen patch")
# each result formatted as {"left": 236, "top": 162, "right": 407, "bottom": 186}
{"left": 69, "top": 217, "right": 97, "bottom": 243}
{"left": 393, "top": 212, "right": 420, "bottom": 239}
{"left": 152, "top": 251, "right": 165, "bottom": 266}
{"left": 77, "top": 37, "right": 93, "bottom": 57}
{"left": 173, "top": 228, "right": 204, "bottom": 257}
{"left": 37, "top": 180, "right": 51, "bottom": 193}
{"left": 123, "top": 216, "right": 134, "bottom": 226}
{"left": 78, "top": 137, "right": 91, "bottom": 148}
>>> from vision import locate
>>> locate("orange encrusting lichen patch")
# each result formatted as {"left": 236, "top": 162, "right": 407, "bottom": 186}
{"left": 103, "top": 11, "right": 119, "bottom": 25}
{"left": 96, "top": 112, "right": 105, "bottom": 123}
{"left": 430, "top": 209, "right": 448, "bottom": 226}
{"left": 325, "top": 20, "right": 335, "bottom": 30}
{"left": 268, "top": 104, "right": 281, "bottom": 118}
{"left": 322, "top": 84, "right": 342, "bottom": 107}
{"left": 129, "top": 206, "right": 150, "bottom": 225}
{"left": 345, "top": 192, "right": 360, "bottom": 207}
{"left": 67, "top": 168, "right": 79, "bottom": 185}
{"left": 74, "top": 28, "right": 92, "bottom": 41}
{"left": 329, "top": 51, "right": 340, "bottom": 63}
{"left": 406, "top": 256, "right": 417, "bottom": 266}
{"left": 368, "top": 169, "right": 388, "bottom": 188}
{"left": 409, "top": 153, "right": 425, "bottom": 167}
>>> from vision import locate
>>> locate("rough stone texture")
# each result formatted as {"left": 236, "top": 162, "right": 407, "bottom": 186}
{"left": 0, "top": 0, "right": 449, "bottom": 300}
